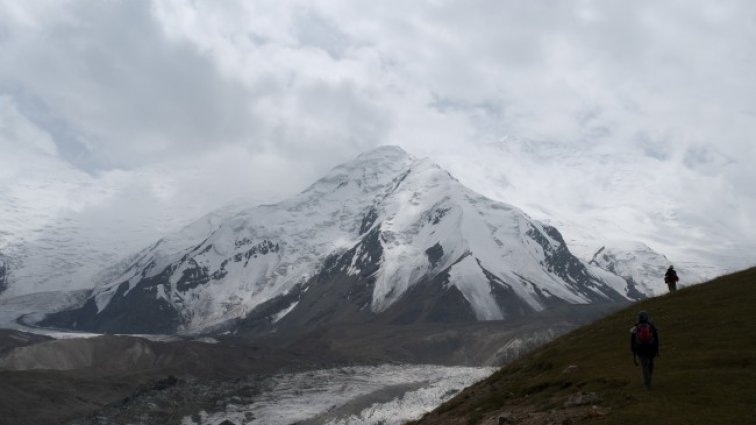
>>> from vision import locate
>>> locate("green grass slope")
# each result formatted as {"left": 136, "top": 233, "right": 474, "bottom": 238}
{"left": 412, "top": 267, "right": 756, "bottom": 425}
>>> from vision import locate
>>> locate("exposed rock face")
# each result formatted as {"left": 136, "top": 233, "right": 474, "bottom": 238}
{"left": 44, "top": 146, "right": 633, "bottom": 335}
{"left": 0, "top": 257, "right": 7, "bottom": 295}
{"left": 47, "top": 277, "right": 180, "bottom": 335}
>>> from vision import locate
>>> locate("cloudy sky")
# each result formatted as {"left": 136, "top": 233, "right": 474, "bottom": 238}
{"left": 1, "top": 0, "right": 755, "bottom": 292}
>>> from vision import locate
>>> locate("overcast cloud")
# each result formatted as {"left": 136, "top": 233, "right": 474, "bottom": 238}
{"left": 1, "top": 0, "right": 755, "bottom": 291}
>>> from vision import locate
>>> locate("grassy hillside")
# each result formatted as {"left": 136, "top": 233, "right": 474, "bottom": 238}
{"left": 412, "top": 267, "right": 756, "bottom": 425}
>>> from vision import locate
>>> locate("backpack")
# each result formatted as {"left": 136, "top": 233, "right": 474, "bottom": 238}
{"left": 665, "top": 269, "right": 678, "bottom": 283}
{"left": 635, "top": 323, "right": 654, "bottom": 345}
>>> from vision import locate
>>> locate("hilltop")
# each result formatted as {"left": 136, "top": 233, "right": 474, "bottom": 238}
{"left": 412, "top": 267, "right": 756, "bottom": 424}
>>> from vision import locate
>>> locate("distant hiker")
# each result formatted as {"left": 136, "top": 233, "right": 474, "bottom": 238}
{"left": 630, "top": 310, "right": 659, "bottom": 390}
{"left": 664, "top": 265, "right": 679, "bottom": 292}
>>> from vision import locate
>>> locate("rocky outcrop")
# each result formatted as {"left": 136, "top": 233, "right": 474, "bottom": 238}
{"left": 0, "top": 256, "right": 8, "bottom": 295}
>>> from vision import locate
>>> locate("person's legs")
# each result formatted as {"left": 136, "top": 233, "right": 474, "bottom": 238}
{"left": 640, "top": 356, "right": 653, "bottom": 389}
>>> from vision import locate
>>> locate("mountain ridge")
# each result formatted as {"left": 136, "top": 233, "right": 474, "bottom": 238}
{"left": 43, "top": 146, "right": 637, "bottom": 335}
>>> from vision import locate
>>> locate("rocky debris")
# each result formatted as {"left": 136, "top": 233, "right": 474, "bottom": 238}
{"left": 582, "top": 405, "right": 610, "bottom": 418}
{"left": 0, "top": 335, "right": 158, "bottom": 371}
{"left": 0, "top": 333, "right": 311, "bottom": 425}
{"left": 560, "top": 364, "right": 578, "bottom": 375}
{"left": 151, "top": 375, "right": 179, "bottom": 391}
{"left": 563, "top": 391, "right": 601, "bottom": 408}
{"left": 484, "top": 391, "right": 607, "bottom": 425}
{"left": 0, "top": 329, "right": 52, "bottom": 357}
{"left": 118, "top": 376, "right": 181, "bottom": 406}
{"left": 74, "top": 376, "right": 263, "bottom": 425}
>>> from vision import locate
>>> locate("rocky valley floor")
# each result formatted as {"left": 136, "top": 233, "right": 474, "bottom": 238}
{"left": 0, "top": 300, "right": 624, "bottom": 425}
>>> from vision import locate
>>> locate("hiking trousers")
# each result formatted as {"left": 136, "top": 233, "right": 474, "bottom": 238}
{"left": 639, "top": 356, "right": 654, "bottom": 389}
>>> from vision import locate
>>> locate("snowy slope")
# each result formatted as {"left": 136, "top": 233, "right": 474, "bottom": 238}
{"left": 0, "top": 111, "right": 99, "bottom": 297}
{"left": 0, "top": 164, "right": 241, "bottom": 300}
{"left": 589, "top": 241, "right": 707, "bottom": 297}
{"left": 0, "top": 144, "right": 163, "bottom": 299}
{"left": 0, "top": 97, "right": 277, "bottom": 300}
{"left": 46, "top": 146, "right": 633, "bottom": 334}
{"left": 427, "top": 141, "right": 751, "bottom": 276}
{"left": 363, "top": 157, "right": 627, "bottom": 318}
{"left": 89, "top": 147, "right": 417, "bottom": 330}
{"left": 0, "top": 98, "right": 123, "bottom": 297}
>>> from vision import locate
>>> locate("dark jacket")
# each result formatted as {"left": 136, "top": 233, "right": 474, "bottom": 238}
{"left": 630, "top": 322, "right": 659, "bottom": 358}
{"left": 665, "top": 268, "right": 679, "bottom": 283}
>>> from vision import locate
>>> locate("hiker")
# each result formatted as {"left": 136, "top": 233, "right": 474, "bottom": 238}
{"left": 664, "top": 265, "right": 679, "bottom": 292}
{"left": 630, "top": 310, "right": 659, "bottom": 390}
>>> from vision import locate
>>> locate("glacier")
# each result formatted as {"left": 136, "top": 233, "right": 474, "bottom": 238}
{"left": 181, "top": 364, "right": 495, "bottom": 425}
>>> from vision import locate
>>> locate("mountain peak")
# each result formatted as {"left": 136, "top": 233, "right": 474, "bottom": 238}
{"left": 296, "top": 145, "right": 416, "bottom": 201}
{"left": 355, "top": 145, "right": 412, "bottom": 161}
{"left": 44, "top": 146, "right": 633, "bottom": 334}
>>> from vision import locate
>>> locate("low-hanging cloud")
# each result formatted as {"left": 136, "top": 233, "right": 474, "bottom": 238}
{"left": 0, "top": 0, "right": 755, "bottom": 285}
{"left": 1, "top": 0, "right": 257, "bottom": 170}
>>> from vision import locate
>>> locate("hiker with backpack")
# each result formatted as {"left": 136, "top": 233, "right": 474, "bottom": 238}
{"left": 630, "top": 310, "right": 659, "bottom": 390}
{"left": 664, "top": 265, "right": 679, "bottom": 292}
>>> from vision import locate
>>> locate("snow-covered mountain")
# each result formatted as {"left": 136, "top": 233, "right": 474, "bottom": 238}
{"left": 428, "top": 141, "right": 749, "bottom": 277}
{"left": 588, "top": 241, "right": 707, "bottom": 297}
{"left": 0, "top": 168, "right": 232, "bottom": 300}
{"left": 45, "top": 146, "right": 633, "bottom": 334}
{"left": 0, "top": 97, "right": 277, "bottom": 300}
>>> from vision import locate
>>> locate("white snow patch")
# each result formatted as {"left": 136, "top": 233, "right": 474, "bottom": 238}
{"left": 448, "top": 255, "right": 503, "bottom": 320}
{"left": 271, "top": 301, "right": 298, "bottom": 323}
{"left": 155, "top": 283, "right": 169, "bottom": 302}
